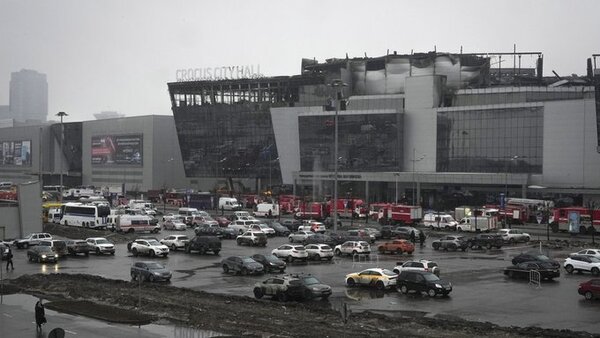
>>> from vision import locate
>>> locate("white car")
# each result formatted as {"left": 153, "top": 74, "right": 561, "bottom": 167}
{"left": 497, "top": 229, "right": 530, "bottom": 243}
{"left": 13, "top": 233, "right": 53, "bottom": 249}
{"left": 305, "top": 244, "right": 334, "bottom": 261}
{"left": 249, "top": 223, "right": 276, "bottom": 237}
{"left": 334, "top": 241, "right": 371, "bottom": 256}
{"left": 85, "top": 237, "right": 115, "bottom": 255}
{"left": 163, "top": 219, "right": 187, "bottom": 231}
{"left": 160, "top": 235, "right": 190, "bottom": 251}
{"left": 288, "top": 231, "right": 314, "bottom": 243}
{"left": 130, "top": 239, "right": 169, "bottom": 257}
{"left": 392, "top": 259, "right": 440, "bottom": 276}
{"left": 564, "top": 255, "right": 600, "bottom": 275}
{"left": 345, "top": 268, "right": 398, "bottom": 290}
{"left": 271, "top": 244, "right": 308, "bottom": 262}
{"left": 570, "top": 249, "right": 600, "bottom": 259}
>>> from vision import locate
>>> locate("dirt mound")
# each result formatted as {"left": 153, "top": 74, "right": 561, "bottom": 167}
{"left": 7, "top": 273, "right": 598, "bottom": 338}
{"left": 43, "top": 223, "right": 133, "bottom": 243}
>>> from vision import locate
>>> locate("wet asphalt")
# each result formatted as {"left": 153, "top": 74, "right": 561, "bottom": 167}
{"left": 1, "top": 220, "right": 600, "bottom": 335}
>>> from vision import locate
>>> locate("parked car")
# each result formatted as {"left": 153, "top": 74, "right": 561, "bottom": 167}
{"left": 272, "top": 244, "right": 309, "bottom": 262}
{"left": 288, "top": 231, "right": 314, "bottom": 243}
{"left": 215, "top": 216, "right": 231, "bottom": 227}
{"left": 345, "top": 268, "right": 398, "bottom": 290}
{"left": 63, "top": 240, "right": 91, "bottom": 256}
{"left": 564, "top": 255, "right": 600, "bottom": 275}
{"left": 363, "top": 227, "right": 382, "bottom": 240}
{"left": 294, "top": 274, "right": 332, "bottom": 300}
{"left": 86, "top": 237, "right": 115, "bottom": 255}
{"left": 498, "top": 229, "right": 530, "bottom": 243}
{"left": 466, "top": 234, "right": 504, "bottom": 249}
{"left": 302, "top": 234, "right": 337, "bottom": 247}
{"left": 378, "top": 239, "right": 415, "bottom": 255}
{"left": 334, "top": 241, "right": 371, "bottom": 256}
{"left": 160, "top": 234, "right": 190, "bottom": 251}
{"left": 130, "top": 261, "right": 172, "bottom": 282}
{"left": 184, "top": 236, "right": 221, "bottom": 255}
{"left": 393, "top": 260, "right": 440, "bottom": 276}
{"left": 163, "top": 219, "right": 187, "bottom": 231}
{"left": 512, "top": 252, "right": 560, "bottom": 269}
{"left": 130, "top": 239, "right": 170, "bottom": 257}
{"left": 251, "top": 254, "right": 286, "bottom": 273}
{"left": 253, "top": 273, "right": 331, "bottom": 301}
{"left": 578, "top": 279, "right": 600, "bottom": 300}
{"left": 281, "top": 219, "right": 302, "bottom": 232}
{"left": 221, "top": 256, "right": 264, "bottom": 275}
{"left": 504, "top": 261, "right": 560, "bottom": 281}
{"left": 393, "top": 226, "right": 419, "bottom": 240}
{"left": 268, "top": 222, "right": 291, "bottom": 236}
{"left": 397, "top": 270, "right": 452, "bottom": 297}
{"left": 27, "top": 245, "right": 58, "bottom": 263}
{"left": 14, "top": 233, "right": 52, "bottom": 249}
{"left": 305, "top": 244, "right": 334, "bottom": 261}
{"left": 237, "top": 231, "right": 268, "bottom": 246}
{"left": 323, "top": 217, "right": 342, "bottom": 228}
{"left": 380, "top": 226, "right": 394, "bottom": 239}
{"left": 195, "top": 223, "right": 225, "bottom": 238}
{"left": 38, "top": 240, "right": 68, "bottom": 258}
{"left": 570, "top": 249, "right": 600, "bottom": 259}
{"left": 249, "top": 223, "right": 276, "bottom": 237}
{"left": 432, "top": 235, "right": 469, "bottom": 252}
{"left": 346, "top": 229, "right": 375, "bottom": 244}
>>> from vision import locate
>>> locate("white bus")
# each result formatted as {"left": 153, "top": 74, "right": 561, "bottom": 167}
{"left": 61, "top": 203, "right": 111, "bottom": 229}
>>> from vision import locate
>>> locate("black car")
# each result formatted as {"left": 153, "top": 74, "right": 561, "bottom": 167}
{"left": 221, "top": 256, "right": 264, "bottom": 275}
{"left": 184, "top": 236, "right": 222, "bottom": 255}
{"left": 65, "top": 240, "right": 91, "bottom": 256}
{"left": 466, "top": 234, "right": 503, "bottom": 250}
{"left": 194, "top": 224, "right": 225, "bottom": 238}
{"left": 323, "top": 217, "right": 342, "bottom": 228}
{"left": 130, "top": 261, "right": 172, "bottom": 282}
{"left": 293, "top": 274, "right": 332, "bottom": 300}
{"left": 328, "top": 233, "right": 362, "bottom": 246}
{"left": 281, "top": 219, "right": 302, "bottom": 232}
{"left": 302, "top": 234, "right": 337, "bottom": 246}
{"left": 251, "top": 254, "right": 287, "bottom": 273}
{"left": 380, "top": 226, "right": 394, "bottom": 239}
{"left": 511, "top": 252, "right": 560, "bottom": 269}
{"left": 397, "top": 270, "right": 452, "bottom": 297}
{"left": 268, "top": 222, "right": 291, "bottom": 236}
{"left": 393, "top": 227, "right": 419, "bottom": 240}
{"left": 504, "top": 261, "right": 561, "bottom": 280}
{"left": 27, "top": 246, "right": 58, "bottom": 263}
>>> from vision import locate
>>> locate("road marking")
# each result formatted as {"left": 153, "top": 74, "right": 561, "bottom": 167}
{"left": 64, "top": 329, "right": 77, "bottom": 335}
{"left": 2, "top": 313, "right": 12, "bottom": 318}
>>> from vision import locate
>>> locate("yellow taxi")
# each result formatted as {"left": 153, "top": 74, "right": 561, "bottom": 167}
{"left": 345, "top": 267, "right": 398, "bottom": 290}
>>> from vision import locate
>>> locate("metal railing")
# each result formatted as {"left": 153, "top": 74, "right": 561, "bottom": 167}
{"left": 529, "top": 270, "right": 541, "bottom": 288}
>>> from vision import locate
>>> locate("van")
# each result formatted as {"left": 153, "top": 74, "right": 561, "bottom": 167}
{"left": 219, "top": 197, "right": 242, "bottom": 211}
{"left": 253, "top": 203, "right": 279, "bottom": 218}
{"left": 116, "top": 214, "right": 158, "bottom": 233}
{"left": 423, "top": 213, "right": 458, "bottom": 230}
{"left": 456, "top": 216, "right": 497, "bottom": 232}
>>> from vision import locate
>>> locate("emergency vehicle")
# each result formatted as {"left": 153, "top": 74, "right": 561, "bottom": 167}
{"left": 550, "top": 207, "right": 600, "bottom": 234}
{"left": 382, "top": 204, "right": 423, "bottom": 225}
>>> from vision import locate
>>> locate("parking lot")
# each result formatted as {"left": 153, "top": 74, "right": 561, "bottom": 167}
{"left": 3, "top": 220, "right": 600, "bottom": 335}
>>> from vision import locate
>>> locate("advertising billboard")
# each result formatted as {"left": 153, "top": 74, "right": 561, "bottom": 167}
{"left": 0, "top": 140, "right": 31, "bottom": 166}
{"left": 91, "top": 134, "right": 143, "bottom": 166}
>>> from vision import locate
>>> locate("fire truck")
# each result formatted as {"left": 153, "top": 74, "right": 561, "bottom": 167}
{"left": 550, "top": 207, "right": 600, "bottom": 234}
{"left": 294, "top": 202, "right": 326, "bottom": 220}
{"left": 506, "top": 198, "right": 553, "bottom": 222}
{"left": 369, "top": 203, "right": 392, "bottom": 222}
{"left": 381, "top": 204, "right": 423, "bottom": 225}
{"left": 484, "top": 204, "right": 528, "bottom": 225}
{"left": 326, "top": 199, "right": 365, "bottom": 218}
{"left": 279, "top": 195, "right": 300, "bottom": 214}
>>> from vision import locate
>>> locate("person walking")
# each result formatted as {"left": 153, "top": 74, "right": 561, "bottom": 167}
{"left": 35, "top": 298, "right": 47, "bottom": 332}
{"left": 6, "top": 246, "right": 13, "bottom": 270}
{"left": 419, "top": 230, "right": 426, "bottom": 247}
{"left": 409, "top": 230, "right": 416, "bottom": 244}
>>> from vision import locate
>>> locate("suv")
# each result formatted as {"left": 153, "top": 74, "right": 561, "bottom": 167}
{"left": 498, "top": 229, "right": 530, "bottom": 244}
{"left": 160, "top": 234, "right": 190, "bottom": 251}
{"left": 38, "top": 240, "right": 68, "bottom": 258}
{"left": 334, "top": 241, "right": 371, "bottom": 256}
{"left": 14, "top": 233, "right": 52, "bottom": 249}
{"left": 564, "top": 255, "right": 600, "bottom": 275}
{"left": 377, "top": 239, "right": 415, "bottom": 255}
{"left": 237, "top": 231, "right": 268, "bottom": 246}
{"left": 65, "top": 240, "right": 91, "bottom": 256}
{"left": 184, "top": 236, "right": 221, "bottom": 255}
{"left": 432, "top": 235, "right": 468, "bottom": 252}
{"left": 130, "top": 239, "right": 170, "bottom": 257}
{"left": 130, "top": 261, "right": 172, "bottom": 282}
{"left": 397, "top": 270, "right": 452, "bottom": 297}
{"left": 253, "top": 274, "right": 331, "bottom": 301}
{"left": 466, "top": 234, "right": 504, "bottom": 249}
{"left": 86, "top": 237, "right": 116, "bottom": 255}
{"left": 393, "top": 260, "right": 440, "bottom": 276}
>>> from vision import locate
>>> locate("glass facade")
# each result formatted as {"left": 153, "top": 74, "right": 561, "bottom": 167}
{"left": 436, "top": 107, "right": 543, "bottom": 173}
{"left": 173, "top": 103, "right": 280, "bottom": 179}
{"left": 299, "top": 113, "right": 403, "bottom": 172}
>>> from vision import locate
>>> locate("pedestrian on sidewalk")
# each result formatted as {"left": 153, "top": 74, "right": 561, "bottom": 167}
{"left": 6, "top": 246, "right": 14, "bottom": 270}
{"left": 419, "top": 230, "right": 426, "bottom": 247}
{"left": 35, "top": 298, "right": 47, "bottom": 332}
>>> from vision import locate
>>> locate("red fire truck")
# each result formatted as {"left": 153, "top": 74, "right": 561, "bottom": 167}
{"left": 484, "top": 204, "right": 528, "bottom": 225}
{"left": 369, "top": 203, "right": 392, "bottom": 222}
{"left": 550, "top": 207, "right": 600, "bottom": 234}
{"left": 381, "top": 204, "right": 423, "bottom": 225}
{"left": 279, "top": 195, "right": 300, "bottom": 214}
{"left": 326, "top": 199, "right": 365, "bottom": 218}
{"left": 294, "top": 202, "right": 326, "bottom": 220}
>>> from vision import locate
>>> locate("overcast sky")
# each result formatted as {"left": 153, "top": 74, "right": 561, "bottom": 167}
{"left": 1, "top": 0, "right": 599, "bottom": 122}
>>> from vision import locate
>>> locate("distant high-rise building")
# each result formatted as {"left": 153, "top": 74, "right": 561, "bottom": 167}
{"left": 0, "top": 105, "right": 10, "bottom": 119}
{"left": 9, "top": 69, "right": 48, "bottom": 122}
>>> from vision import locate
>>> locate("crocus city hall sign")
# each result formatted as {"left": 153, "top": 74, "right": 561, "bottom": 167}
{"left": 176, "top": 65, "right": 262, "bottom": 82}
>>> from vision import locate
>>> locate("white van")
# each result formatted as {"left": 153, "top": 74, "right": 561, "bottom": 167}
{"left": 116, "top": 214, "right": 158, "bottom": 233}
{"left": 423, "top": 213, "right": 457, "bottom": 230}
{"left": 219, "top": 197, "right": 242, "bottom": 211}
{"left": 253, "top": 203, "right": 279, "bottom": 218}
{"left": 456, "top": 216, "right": 497, "bottom": 232}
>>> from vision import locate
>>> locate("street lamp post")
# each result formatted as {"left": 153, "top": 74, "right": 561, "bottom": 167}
{"left": 55, "top": 111, "right": 68, "bottom": 203}
{"left": 411, "top": 148, "right": 425, "bottom": 206}
{"left": 503, "top": 155, "right": 520, "bottom": 229}
{"left": 394, "top": 173, "right": 400, "bottom": 203}
{"left": 330, "top": 80, "right": 347, "bottom": 232}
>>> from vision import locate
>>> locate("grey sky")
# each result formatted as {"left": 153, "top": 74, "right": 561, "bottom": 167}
{"left": 1, "top": 0, "right": 599, "bottom": 122}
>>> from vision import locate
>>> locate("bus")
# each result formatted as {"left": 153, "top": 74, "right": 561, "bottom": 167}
{"left": 61, "top": 202, "right": 111, "bottom": 229}
{"left": 42, "top": 202, "right": 63, "bottom": 223}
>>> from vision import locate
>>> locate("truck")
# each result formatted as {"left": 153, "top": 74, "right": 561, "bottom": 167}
{"left": 550, "top": 207, "right": 600, "bottom": 234}
{"left": 219, "top": 197, "right": 242, "bottom": 211}
{"left": 326, "top": 199, "right": 365, "bottom": 218}
{"left": 369, "top": 203, "right": 392, "bottom": 222}
{"left": 254, "top": 203, "right": 279, "bottom": 218}
{"left": 294, "top": 202, "right": 326, "bottom": 220}
{"left": 189, "top": 193, "right": 216, "bottom": 210}
{"left": 423, "top": 213, "right": 458, "bottom": 230}
{"left": 279, "top": 195, "right": 300, "bottom": 214}
{"left": 383, "top": 204, "right": 423, "bottom": 225}
{"left": 456, "top": 216, "right": 498, "bottom": 232}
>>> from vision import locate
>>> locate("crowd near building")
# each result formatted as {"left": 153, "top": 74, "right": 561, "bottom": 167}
{"left": 1, "top": 51, "right": 600, "bottom": 210}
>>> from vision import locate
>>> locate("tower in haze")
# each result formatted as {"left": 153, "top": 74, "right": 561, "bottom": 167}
{"left": 9, "top": 69, "right": 48, "bottom": 122}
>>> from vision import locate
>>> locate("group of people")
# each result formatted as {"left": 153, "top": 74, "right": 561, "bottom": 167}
{"left": 409, "top": 229, "right": 426, "bottom": 247}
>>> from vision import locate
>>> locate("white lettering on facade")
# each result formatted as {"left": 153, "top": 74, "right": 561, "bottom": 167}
{"left": 175, "top": 64, "right": 263, "bottom": 82}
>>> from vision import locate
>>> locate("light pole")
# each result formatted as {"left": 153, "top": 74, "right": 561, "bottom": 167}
{"left": 330, "top": 79, "right": 347, "bottom": 232}
{"left": 55, "top": 111, "right": 68, "bottom": 203}
{"left": 394, "top": 172, "right": 400, "bottom": 203}
{"left": 411, "top": 148, "right": 425, "bottom": 206}
{"left": 503, "top": 155, "right": 520, "bottom": 229}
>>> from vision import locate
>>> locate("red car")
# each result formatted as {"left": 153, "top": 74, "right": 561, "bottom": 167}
{"left": 578, "top": 279, "right": 600, "bottom": 300}
{"left": 377, "top": 239, "right": 415, "bottom": 255}
{"left": 215, "top": 217, "right": 231, "bottom": 227}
